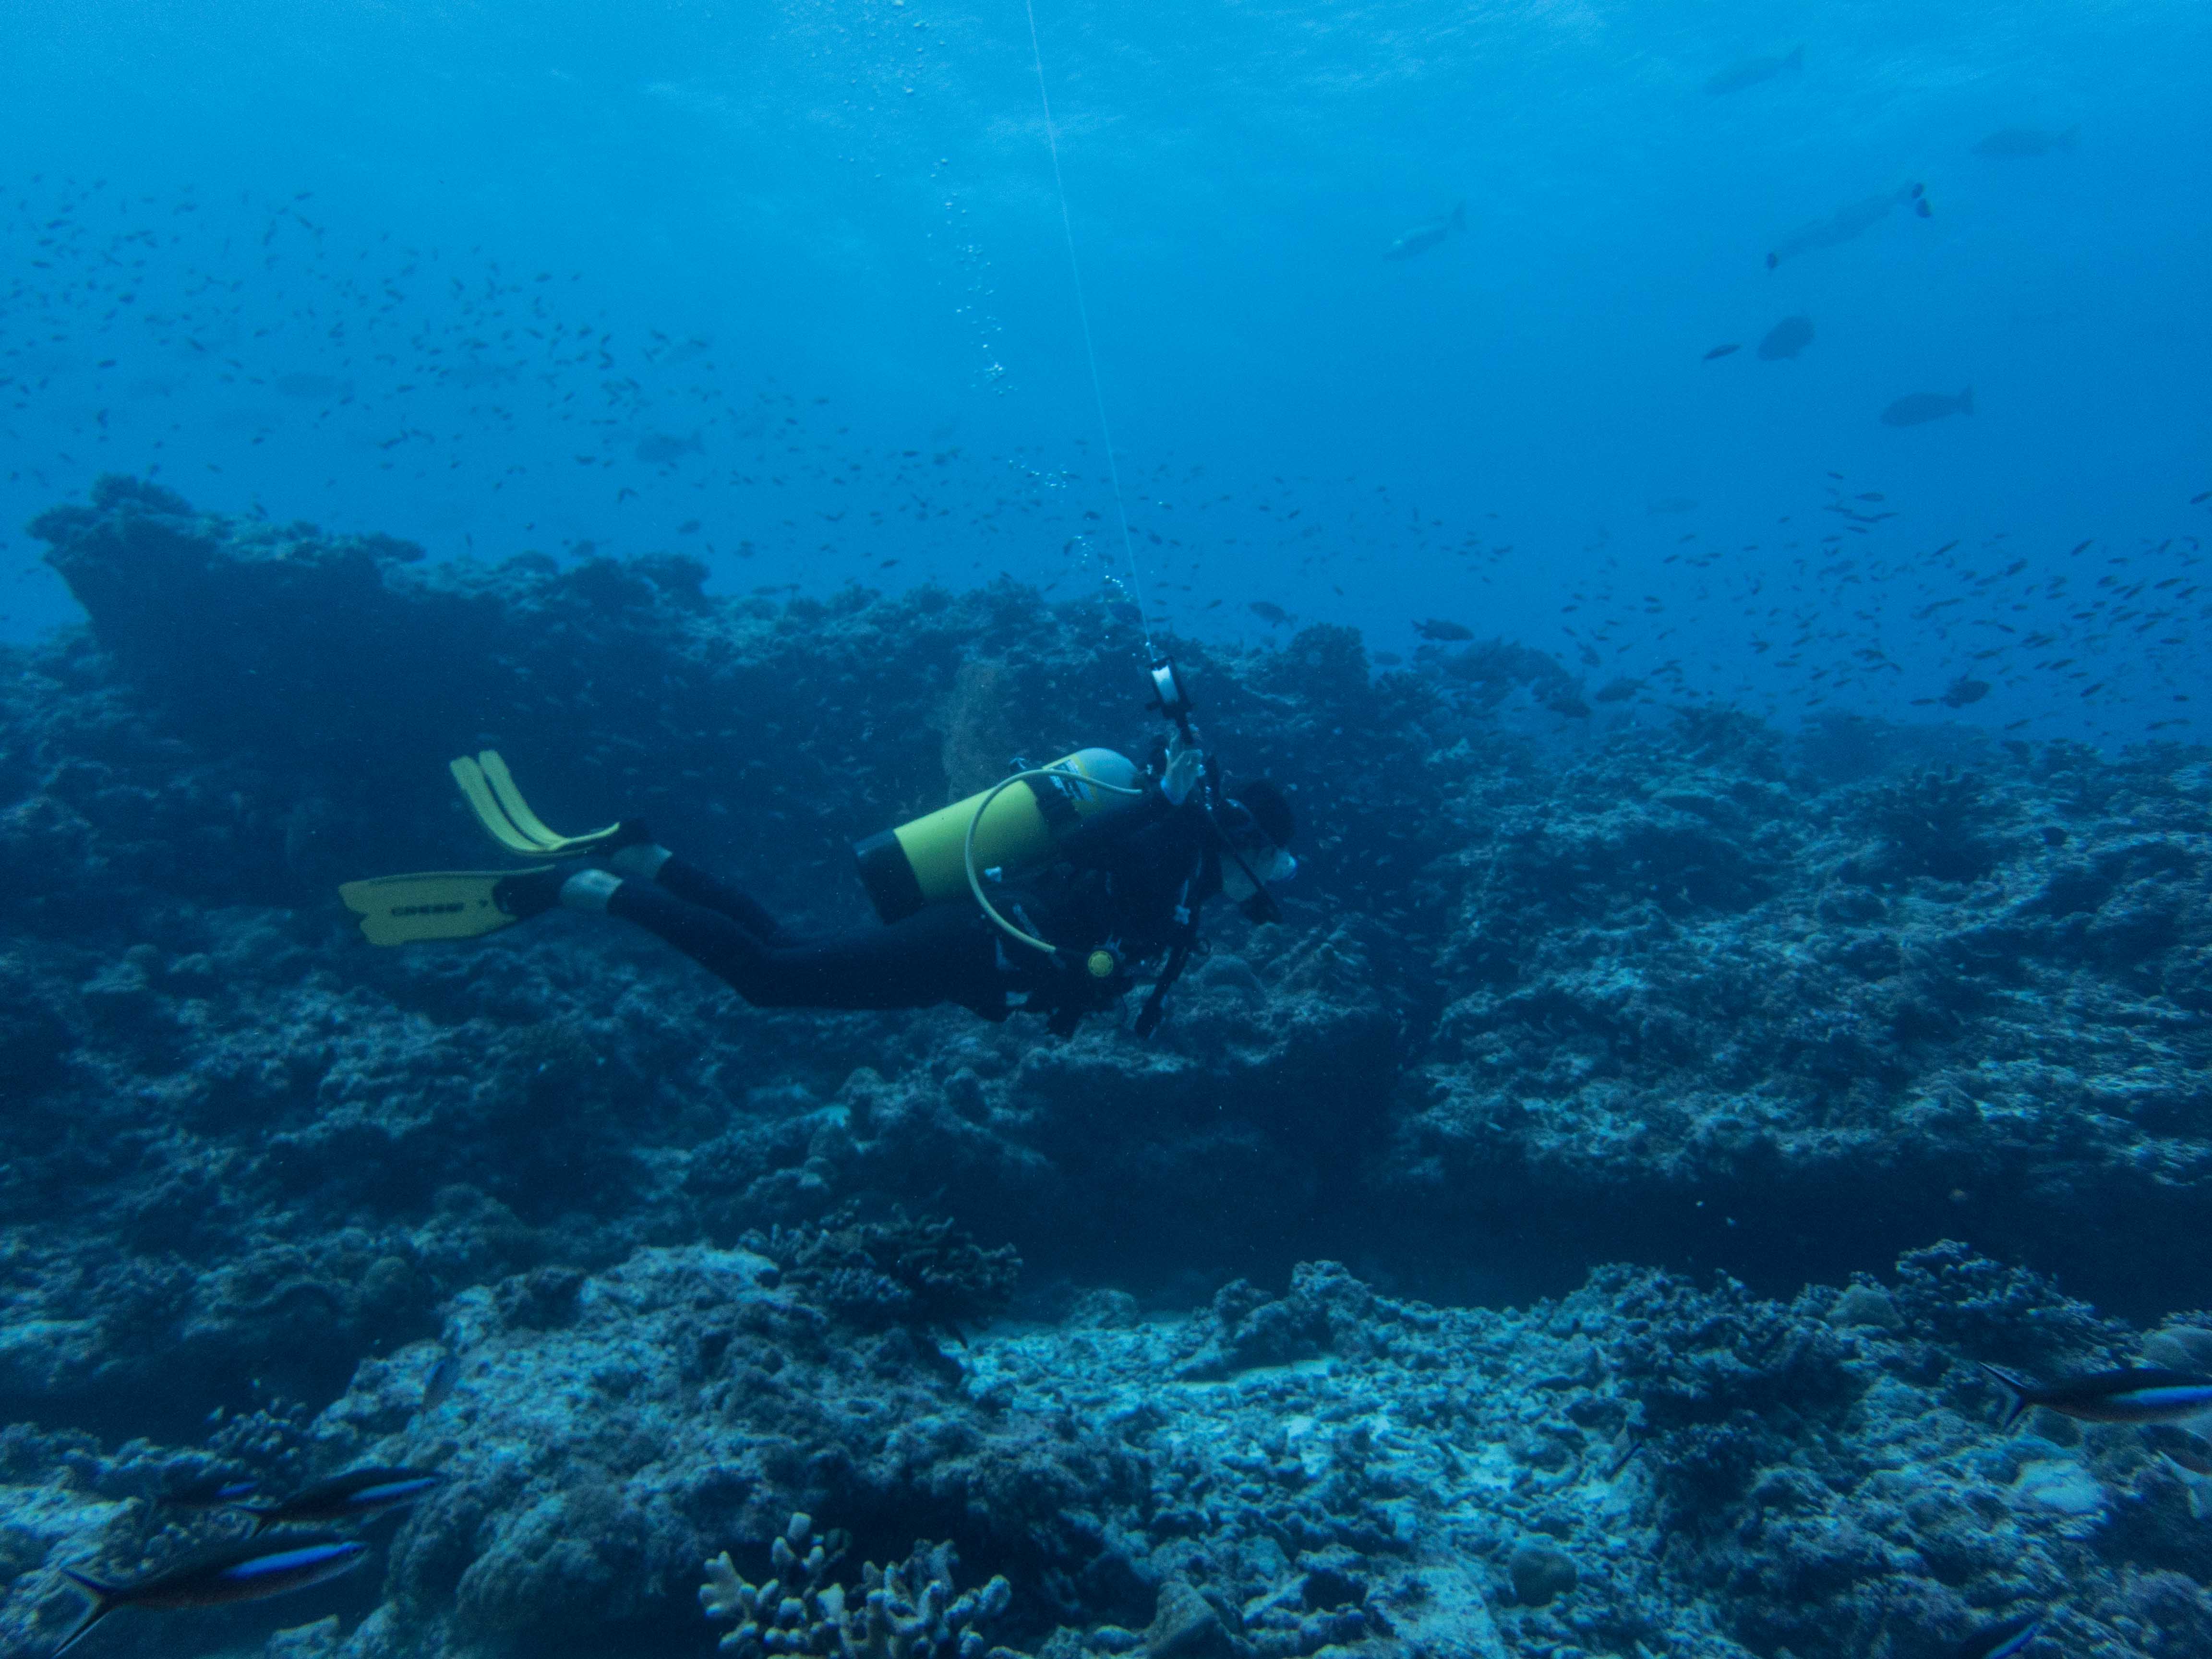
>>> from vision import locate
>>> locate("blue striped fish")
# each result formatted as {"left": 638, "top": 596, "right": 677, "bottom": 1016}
{"left": 54, "top": 1535, "right": 366, "bottom": 1654}
{"left": 232, "top": 1466, "right": 446, "bottom": 1533}
{"left": 1981, "top": 1362, "right": 2212, "bottom": 1427}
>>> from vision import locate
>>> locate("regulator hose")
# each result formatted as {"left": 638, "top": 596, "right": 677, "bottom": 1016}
{"left": 963, "top": 764, "right": 1148, "bottom": 958}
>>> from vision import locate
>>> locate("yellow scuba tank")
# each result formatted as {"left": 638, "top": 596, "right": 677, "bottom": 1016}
{"left": 854, "top": 747, "right": 1145, "bottom": 924}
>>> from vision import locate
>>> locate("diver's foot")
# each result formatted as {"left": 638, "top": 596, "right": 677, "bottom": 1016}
{"left": 604, "top": 820, "right": 673, "bottom": 881}
{"left": 492, "top": 866, "right": 570, "bottom": 921}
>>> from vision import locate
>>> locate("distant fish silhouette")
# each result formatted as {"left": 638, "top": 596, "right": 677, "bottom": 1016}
{"left": 1768, "top": 183, "right": 1929, "bottom": 269}
{"left": 1248, "top": 601, "right": 1290, "bottom": 625}
{"left": 275, "top": 372, "right": 349, "bottom": 401}
{"left": 634, "top": 430, "right": 702, "bottom": 464}
{"left": 1757, "top": 315, "right": 1815, "bottom": 360}
{"left": 1384, "top": 203, "right": 1467, "bottom": 261}
{"left": 1973, "top": 126, "right": 2078, "bottom": 158}
{"left": 1414, "top": 617, "right": 1474, "bottom": 641}
{"left": 1939, "top": 676, "right": 1991, "bottom": 708}
{"left": 1705, "top": 45, "right": 1803, "bottom": 96}
{"left": 1881, "top": 387, "right": 1974, "bottom": 426}
{"left": 1703, "top": 343, "right": 1740, "bottom": 361}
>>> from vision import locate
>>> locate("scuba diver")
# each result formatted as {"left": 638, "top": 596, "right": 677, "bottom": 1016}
{"left": 340, "top": 661, "right": 1296, "bottom": 1037}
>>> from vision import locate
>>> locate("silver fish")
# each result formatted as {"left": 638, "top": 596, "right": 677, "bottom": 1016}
{"left": 1974, "top": 126, "right": 2078, "bottom": 159}
{"left": 1768, "top": 183, "right": 1928, "bottom": 269}
{"left": 1384, "top": 203, "right": 1467, "bottom": 261}
{"left": 635, "top": 430, "right": 703, "bottom": 464}
{"left": 1706, "top": 45, "right": 1802, "bottom": 96}
{"left": 1757, "top": 315, "right": 1815, "bottom": 360}
{"left": 1881, "top": 387, "right": 1974, "bottom": 426}
{"left": 274, "top": 372, "right": 349, "bottom": 401}
{"left": 421, "top": 1349, "right": 461, "bottom": 1411}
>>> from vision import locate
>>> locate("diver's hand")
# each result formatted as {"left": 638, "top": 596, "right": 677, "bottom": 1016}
{"left": 1162, "top": 726, "right": 1204, "bottom": 805}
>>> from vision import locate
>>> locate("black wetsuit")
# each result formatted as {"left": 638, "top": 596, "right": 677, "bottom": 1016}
{"left": 607, "top": 786, "right": 1223, "bottom": 1033}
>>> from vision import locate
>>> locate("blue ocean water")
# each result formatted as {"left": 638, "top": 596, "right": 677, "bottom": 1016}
{"left": 2, "top": 0, "right": 2207, "bottom": 738}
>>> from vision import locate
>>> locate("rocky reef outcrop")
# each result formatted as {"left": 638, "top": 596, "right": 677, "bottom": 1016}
{"left": 5, "top": 482, "right": 2206, "bottom": 1366}
{"left": 2, "top": 478, "right": 2211, "bottom": 1655}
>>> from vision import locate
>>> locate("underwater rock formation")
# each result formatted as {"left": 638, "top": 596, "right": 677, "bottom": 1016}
{"left": 0, "top": 480, "right": 2208, "bottom": 1462}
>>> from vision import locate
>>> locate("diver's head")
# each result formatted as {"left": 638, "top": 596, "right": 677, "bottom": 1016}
{"left": 1221, "top": 780, "right": 1297, "bottom": 894}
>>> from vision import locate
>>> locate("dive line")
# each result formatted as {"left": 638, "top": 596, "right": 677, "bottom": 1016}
{"left": 1021, "top": 0, "right": 1154, "bottom": 652}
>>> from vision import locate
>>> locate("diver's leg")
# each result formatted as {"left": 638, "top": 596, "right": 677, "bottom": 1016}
{"left": 601, "top": 879, "right": 1010, "bottom": 1013}
{"left": 608, "top": 842, "right": 800, "bottom": 945}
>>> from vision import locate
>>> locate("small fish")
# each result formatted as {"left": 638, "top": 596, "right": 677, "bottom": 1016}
{"left": 1955, "top": 1612, "right": 2040, "bottom": 1659}
{"left": 634, "top": 430, "right": 702, "bottom": 464}
{"left": 1593, "top": 677, "right": 1644, "bottom": 703}
{"left": 1940, "top": 676, "right": 1991, "bottom": 708}
{"left": 235, "top": 1467, "right": 446, "bottom": 1533}
{"left": 1703, "top": 343, "right": 1740, "bottom": 361}
{"left": 2160, "top": 1450, "right": 2212, "bottom": 1520}
{"left": 1383, "top": 203, "right": 1467, "bottom": 261}
{"left": 54, "top": 1536, "right": 368, "bottom": 1655}
{"left": 421, "top": 1350, "right": 461, "bottom": 1411}
{"left": 1705, "top": 45, "right": 1803, "bottom": 96}
{"left": 1414, "top": 617, "right": 1474, "bottom": 642}
{"left": 1973, "top": 126, "right": 2078, "bottom": 159}
{"left": 1248, "top": 601, "right": 1290, "bottom": 625}
{"left": 1882, "top": 387, "right": 1974, "bottom": 426}
{"left": 157, "top": 1472, "right": 261, "bottom": 1510}
{"left": 1757, "top": 315, "right": 1815, "bottom": 360}
{"left": 1981, "top": 1362, "right": 2212, "bottom": 1428}
{"left": 274, "top": 372, "right": 348, "bottom": 401}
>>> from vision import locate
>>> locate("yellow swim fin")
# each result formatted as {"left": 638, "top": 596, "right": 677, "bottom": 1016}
{"left": 338, "top": 867, "right": 555, "bottom": 946}
{"left": 448, "top": 750, "right": 625, "bottom": 858}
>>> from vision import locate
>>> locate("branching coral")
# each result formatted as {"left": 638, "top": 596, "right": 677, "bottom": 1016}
{"left": 1858, "top": 765, "right": 2001, "bottom": 882}
{"left": 746, "top": 1207, "right": 1019, "bottom": 1340}
{"left": 700, "top": 1513, "right": 1019, "bottom": 1659}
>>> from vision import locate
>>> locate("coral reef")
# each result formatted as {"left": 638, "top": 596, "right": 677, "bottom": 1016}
{"left": 748, "top": 1208, "right": 1021, "bottom": 1342}
{"left": 9, "top": 1247, "right": 2211, "bottom": 1659}
{"left": 700, "top": 1512, "right": 1018, "bottom": 1659}
{"left": 3, "top": 480, "right": 2212, "bottom": 1655}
